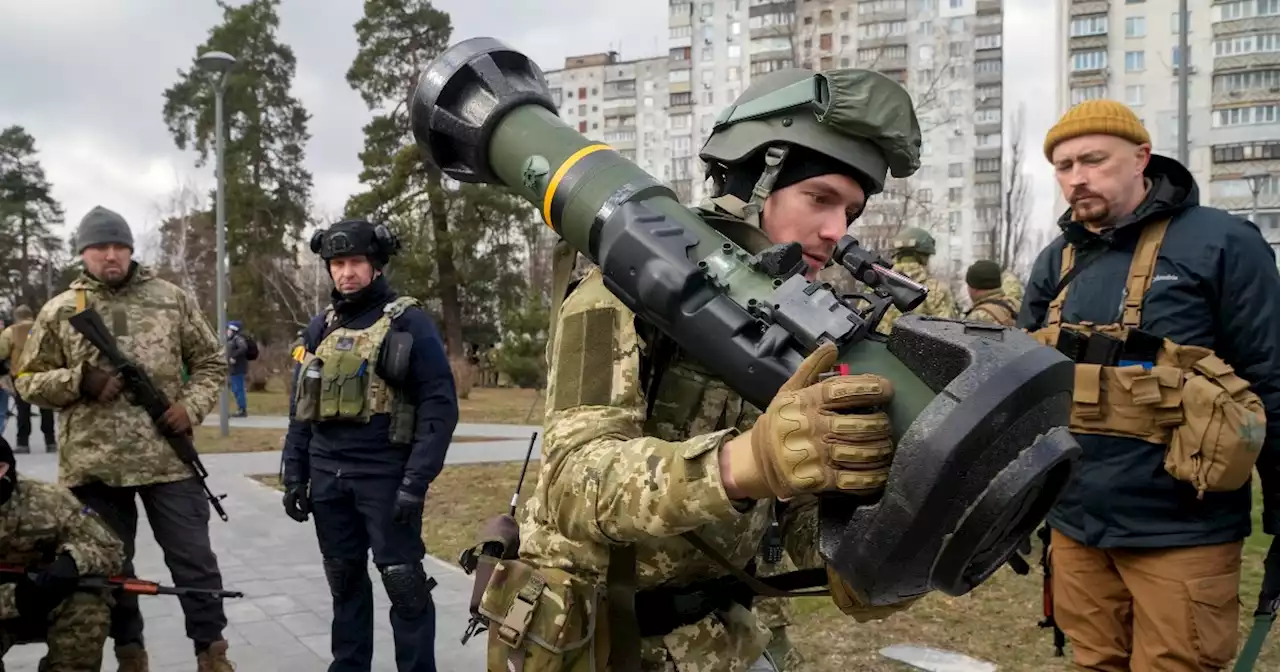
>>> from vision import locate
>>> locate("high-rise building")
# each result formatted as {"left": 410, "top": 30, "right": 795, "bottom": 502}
{"left": 1055, "top": 0, "right": 1280, "bottom": 251}
{"left": 667, "top": 0, "right": 1006, "bottom": 277}
{"left": 543, "top": 52, "right": 674, "bottom": 185}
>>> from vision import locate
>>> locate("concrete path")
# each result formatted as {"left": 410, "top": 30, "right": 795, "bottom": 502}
{"left": 0, "top": 417, "right": 540, "bottom": 671}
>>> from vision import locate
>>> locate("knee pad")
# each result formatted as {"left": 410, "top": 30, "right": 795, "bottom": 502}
{"left": 378, "top": 563, "right": 437, "bottom": 619}
{"left": 322, "top": 558, "right": 366, "bottom": 599}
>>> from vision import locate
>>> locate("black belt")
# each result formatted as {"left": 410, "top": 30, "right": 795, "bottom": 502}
{"left": 633, "top": 574, "right": 757, "bottom": 638}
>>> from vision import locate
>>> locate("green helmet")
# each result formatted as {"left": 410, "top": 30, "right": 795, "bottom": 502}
{"left": 699, "top": 68, "right": 922, "bottom": 197}
{"left": 892, "top": 227, "right": 936, "bottom": 257}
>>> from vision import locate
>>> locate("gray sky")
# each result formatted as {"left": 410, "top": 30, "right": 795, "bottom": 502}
{"left": 0, "top": 0, "right": 1059, "bottom": 253}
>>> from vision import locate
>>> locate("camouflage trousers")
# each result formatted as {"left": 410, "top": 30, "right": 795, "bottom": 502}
{"left": 0, "top": 592, "right": 111, "bottom": 672}
{"left": 752, "top": 553, "right": 804, "bottom": 672}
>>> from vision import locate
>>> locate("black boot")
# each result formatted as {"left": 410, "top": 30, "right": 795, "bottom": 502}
{"left": 13, "top": 443, "right": 28, "bottom": 454}
{"left": 44, "top": 436, "right": 56, "bottom": 453}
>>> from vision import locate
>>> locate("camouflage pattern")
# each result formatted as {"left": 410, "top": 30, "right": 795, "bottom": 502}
{"left": 513, "top": 266, "right": 830, "bottom": 671}
{"left": 964, "top": 288, "right": 1021, "bottom": 326}
{"left": 0, "top": 478, "right": 122, "bottom": 670}
{"left": 1000, "top": 271, "right": 1024, "bottom": 305}
{"left": 874, "top": 258, "right": 959, "bottom": 336}
{"left": 0, "top": 318, "right": 31, "bottom": 363}
{"left": 753, "top": 550, "right": 805, "bottom": 672}
{"left": 13, "top": 266, "right": 226, "bottom": 489}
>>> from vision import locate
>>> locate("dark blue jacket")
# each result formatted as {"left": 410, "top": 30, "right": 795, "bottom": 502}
{"left": 1018, "top": 155, "right": 1280, "bottom": 548}
{"left": 281, "top": 279, "right": 459, "bottom": 497}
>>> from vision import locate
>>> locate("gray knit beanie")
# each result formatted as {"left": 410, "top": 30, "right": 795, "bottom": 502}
{"left": 76, "top": 206, "right": 134, "bottom": 253}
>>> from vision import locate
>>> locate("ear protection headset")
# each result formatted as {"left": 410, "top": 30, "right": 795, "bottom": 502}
{"left": 309, "top": 219, "right": 401, "bottom": 264}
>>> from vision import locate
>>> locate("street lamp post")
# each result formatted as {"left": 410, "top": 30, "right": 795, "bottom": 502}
{"left": 197, "top": 50, "right": 236, "bottom": 438}
{"left": 1244, "top": 170, "right": 1270, "bottom": 225}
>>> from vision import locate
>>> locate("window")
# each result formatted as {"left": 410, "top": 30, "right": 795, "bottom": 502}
{"left": 1213, "top": 104, "right": 1280, "bottom": 127}
{"left": 976, "top": 133, "right": 1001, "bottom": 147}
{"left": 1215, "top": 34, "right": 1280, "bottom": 57}
{"left": 701, "top": 2, "right": 713, "bottom": 17}
{"left": 976, "top": 84, "right": 1001, "bottom": 99}
{"left": 1214, "top": 0, "right": 1280, "bottom": 22}
{"left": 1072, "top": 50, "right": 1107, "bottom": 72}
{"left": 670, "top": 25, "right": 691, "bottom": 39}
{"left": 975, "top": 34, "right": 1001, "bottom": 50}
{"left": 727, "top": 45, "right": 741, "bottom": 58}
{"left": 578, "top": 87, "right": 587, "bottom": 98}
{"left": 949, "top": 212, "right": 962, "bottom": 229}
{"left": 643, "top": 96, "right": 653, "bottom": 108}
{"left": 975, "top": 59, "right": 1001, "bottom": 74}
{"left": 948, "top": 162, "right": 964, "bottom": 178}
{"left": 671, "top": 113, "right": 692, "bottom": 129}
{"left": 669, "top": 69, "right": 690, "bottom": 83}
{"left": 948, "top": 137, "right": 963, "bottom": 153}
{"left": 1212, "top": 141, "right": 1280, "bottom": 163}
{"left": 948, "top": 187, "right": 963, "bottom": 202}
{"left": 820, "top": 34, "right": 833, "bottom": 50}
{"left": 1126, "top": 84, "right": 1145, "bottom": 106}
{"left": 1173, "top": 45, "right": 1191, "bottom": 68}
{"left": 578, "top": 104, "right": 586, "bottom": 116}
{"left": 950, "top": 17, "right": 965, "bottom": 32}
{"left": 950, "top": 42, "right": 966, "bottom": 57}
{"left": 975, "top": 108, "right": 1001, "bottom": 124}
{"left": 1170, "top": 11, "right": 1190, "bottom": 34}
{"left": 1069, "top": 15, "right": 1107, "bottom": 37}
{"left": 975, "top": 158, "right": 1000, "bottom": 173}
{"left": 578, "top": 121, "right": 587, "bottom": 132}
{"left": 1214, "top": 69, "right": 1280, "bottom": 93}
{"left": 950, "top": 0, "right": 962, "bottom": 8}
{"left": 1171, "top": 80, "right": 1194, "bottom": 102}
{"left": 859, "top": 21, "right": 907, "bottom": 38}
{"left": 731, "top": 21, "right": 740, "bottom": 35}
{"left": 1125, "top": 16, "right": 1146, "bottom": 38}
{"left": 949, "top": 91, "right": 963, "bottom": 106}
{"left": 727, "top": 66, "right": 740, "bottom": 81}
{"left": 917, "top": 188, "right": 932, "bottom": 202}
{"left": 672, "top": 136, "right": 692, "bottom": 155}
{"left": 975, "top": 182, "right": 1000, "bottom": 198}
{"left": 1125, "top": 51, "right": 1145, "bottom": 72}
{"left": 702, "top": 90, "right": 714, "bottom": 104}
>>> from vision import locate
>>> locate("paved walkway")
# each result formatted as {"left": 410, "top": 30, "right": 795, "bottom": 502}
{"left": 0, "top": 417, "right": 540, "bottom": 671}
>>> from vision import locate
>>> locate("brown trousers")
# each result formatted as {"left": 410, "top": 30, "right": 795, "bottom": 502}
{"left": 1050, "top": 529, "right": 1243, "bottom": 671}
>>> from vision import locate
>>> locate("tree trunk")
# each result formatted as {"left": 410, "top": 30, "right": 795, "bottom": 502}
{"left": 425, "top": 166, "right": 470, "bottom": 398}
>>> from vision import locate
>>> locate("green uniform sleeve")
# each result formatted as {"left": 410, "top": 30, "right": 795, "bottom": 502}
{"left": 175, "top": 289, "right": 227, "bottom": 425}
{"left": 779, "top": 495, "right": 823, "bottom": 568}
{"left": 13, "top": 305, "right": 85, "bottom": 409}
{"left": 0, "top": 585, "right": 16, "bottom": 620}
{"left": 53, "top": 488, "right": 124, "bottom": 577}
{"left": 540, "top": 270, "right": 747, "bottom": 545}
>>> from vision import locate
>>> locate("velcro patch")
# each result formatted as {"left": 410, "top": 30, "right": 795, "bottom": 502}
{"left": 551, "top": 308, "right": 618, "bottom": 411}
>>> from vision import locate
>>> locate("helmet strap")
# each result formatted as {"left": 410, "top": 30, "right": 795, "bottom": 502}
{"left": 741, "top": 145, "right": 789, "bottom": 229}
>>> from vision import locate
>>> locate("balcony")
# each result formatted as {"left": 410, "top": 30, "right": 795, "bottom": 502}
{"left": 1069, "top": 1, "right": 1108, "bottom": 17}
{"left": 1069, "top": 34, "right": 1109, "bottom": 50}
{"left": 975, "top": 18, "right": 1002, "bottom": 36}
{"left": 1216, "top": 52, "right": 1280, "bottom": 71}
{"left": 1212, "top": 85, "right": 1280, "bottom": 107}
{"left": 1212, "top": 15, "right": 1280, "bottom": 37}
{"left": 976, "top": 0, "right": 1001, "bottom": 15}
{"left": 974, "top": 146, "right": 1002, "bottom": 161}
{"left": 1069, "top": 68, "right": 1109, "bottom": 87}
{"left": 858, "top": 33, "right": 909, "bottom": 49}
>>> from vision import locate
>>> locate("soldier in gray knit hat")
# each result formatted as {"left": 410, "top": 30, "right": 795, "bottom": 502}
{"left": 75, "top": 206, "right": 134, "bottom": 286}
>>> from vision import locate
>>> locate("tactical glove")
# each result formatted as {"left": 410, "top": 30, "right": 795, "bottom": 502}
{"left": 392, "top": 489, "right": 425, "bottom": 526}
{"left": 160, "top": 403, "right": 192, "bottom": 435}
{"left": 22, "top": 553, "right": 81, "bottom": 615}
{"left": 282, "top": 483, "right": 311, "bottom": 523}
{"left": 80, "top": 365, "right": 122, "bottom": 402}
{"left": 1258, "top": 536, "right": 1280, "bottom": 615}
{"left": 731, "top": 342, "right": 895, "bottom": 500}
{"left": 827, "top": 565, "right": 920, "bottom": 623}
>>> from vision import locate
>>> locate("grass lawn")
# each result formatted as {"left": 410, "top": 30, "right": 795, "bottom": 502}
{"left": 243, "top": 382, "right": 545, "bottom": 425}
{"left": 253, "top": 461, "right": 1280, "bottom": 671}
{"left": 193, "top": 426, "right": 287, "bottom": 453}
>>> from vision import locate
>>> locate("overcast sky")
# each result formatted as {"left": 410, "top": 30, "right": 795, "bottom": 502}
{"left": 0, "top": 0, "right": 1058, "bottom": 254}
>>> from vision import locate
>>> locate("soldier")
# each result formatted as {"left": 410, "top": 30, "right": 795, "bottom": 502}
{"left": 0, "top": 305, "right": 57, "bottom": 453}
{"left": 962, "top": 261, "right": 1020, "bottom": 326}
{"left": 1000, "top": 270, "right": 1024, "bottom": 305}
{"left": 14, "top": 206, "right": 234, "bottom": 672}
{"left": 0, "top": 435, "right": 124, "bottom": 671}
{"left": 482, "top": 68, "right": 921, "bottom": 671}
{"left": 281, "top": 218, "right": 459, "bottom": 672}
{"left": 874, "top": 227, "right": 958, "bottom": 335}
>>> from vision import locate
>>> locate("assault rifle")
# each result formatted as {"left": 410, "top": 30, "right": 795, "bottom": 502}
{"left": 67, "top": 308, "right": 229, "bottom": 521}
{"left": 0, "top": 563, "right": 243, "bottom": 599}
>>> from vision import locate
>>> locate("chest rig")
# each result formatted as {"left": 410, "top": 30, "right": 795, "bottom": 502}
{"left": 1030, "top": 218, "right": 1266, "bottom": 497}
{"left": 293, "top": 296, "right": 419, "bottom": 444}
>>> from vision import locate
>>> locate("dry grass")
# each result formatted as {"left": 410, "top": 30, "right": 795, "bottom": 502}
{"left": 250, "top": 463, "right": 1279, "bottom": 670}
{"left": 244, "top": 383, "right": 544, "bottom": 425}
{"left": 193, "top": 426, "right": 287, "bottom": 454}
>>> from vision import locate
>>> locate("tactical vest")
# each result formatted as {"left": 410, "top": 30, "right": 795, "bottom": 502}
{"left": 292, "top": 296, "right": 419, "bottom": 445}
{"left": 965, "top": 297, "right": 1017, "bottom": 326}
{"left": 8, "top": 322, "right": 32, "bottom": 364}
{"left": 1030, "top": 219, "right": 1267, "bottom": 498}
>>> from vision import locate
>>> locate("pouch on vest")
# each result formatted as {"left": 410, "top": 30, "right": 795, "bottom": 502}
{"left": 1165, "top": 354, "right": 1268, "bottom": 498}
{"left": 320, "top": 350, "right": 370, "bottom": 420}
{"left": 480, "top": 560, "right": 603, "bottom": 672}
{"left": 388, "top": 393, "right": 416, "bottom": 446}
{"left": 293, "top": 354, "right": 323, "bottom": 422}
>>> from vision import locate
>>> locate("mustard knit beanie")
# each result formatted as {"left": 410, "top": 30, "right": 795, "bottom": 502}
{"left": 1043, "top": 100, "right": 1151, "bottom": 161}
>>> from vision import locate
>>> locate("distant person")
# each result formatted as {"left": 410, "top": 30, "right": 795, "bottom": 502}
{"left": 875, "top": 227, "right": 959, "bottom": 334}
{"left": 962, "top": 261, "right": 1019, "bottom": 326}
{"left": 15, "top": 205, "right": 236, "bottom": 671}
{"left": 225, "top": 320, "right": 249, "bottom": 417}
{"left": 0, "top": 305, "right": 55, "bottom": 452}
{"left": 282, "top": 219, "right": 458, "bottom": 671}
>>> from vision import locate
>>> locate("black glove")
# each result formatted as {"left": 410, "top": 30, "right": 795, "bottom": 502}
{"left": 17, "top": 554, "right": 80, "bottom": 619}
{"left": 392, "top": 489, "right": 425, "bottom": 526}
{"left": 1259, "top": 537, "right": 1280, "bottom": 615}
{"left": 282, "top": 483, "right": 311, "bottom": 523}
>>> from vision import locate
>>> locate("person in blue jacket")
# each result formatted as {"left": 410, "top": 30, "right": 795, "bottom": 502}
{"left": 281, "top": 218, "right": 459, "bottom": 672}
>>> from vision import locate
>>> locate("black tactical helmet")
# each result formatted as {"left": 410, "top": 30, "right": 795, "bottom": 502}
{"left": 309, "top": 219, "right": 401, "bottom": 269}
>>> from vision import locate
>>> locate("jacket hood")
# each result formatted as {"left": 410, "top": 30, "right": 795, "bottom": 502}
{"left": 1057, "top": 154, "right": 1198, "bottom": 249}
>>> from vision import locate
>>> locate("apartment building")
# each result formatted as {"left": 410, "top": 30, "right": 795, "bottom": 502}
{"left": 1056, "top": 0, "right": 1280, "bottom": 250}
{"left": 667, "top": 0, "right": 1006, "bottom": 277}
{"left": 543, "top": 52, "right": 674, "bottom": 188}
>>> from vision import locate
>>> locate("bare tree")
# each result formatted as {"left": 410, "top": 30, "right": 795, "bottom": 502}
{"left": 989, "top": 104, "right": 1033, "bottom": 276}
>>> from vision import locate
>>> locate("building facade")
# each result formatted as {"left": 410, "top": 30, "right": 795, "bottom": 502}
{"left": 1055, "top": 0, "right": 1280, "bottom": 252}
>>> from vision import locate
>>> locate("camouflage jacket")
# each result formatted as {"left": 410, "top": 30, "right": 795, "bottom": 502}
{"left": 520, "top": 266, "right": 823, "bottom": 671}
{"left": 14, "top": 265, "right": 226, "bottom": 488}
{"left": 0, "top": 478, "right": 124, "bottom": 618}
{"left": 875, "top": 259, "right": 959, "bottom": 335}
{"left": 1000, "top": 271, "right": 1024, "bottom": 305}
{"left": 965, "top": 289, "right": 1021, "bottom": 326}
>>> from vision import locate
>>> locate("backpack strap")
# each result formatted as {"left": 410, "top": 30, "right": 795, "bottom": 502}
{"left": 74, "top": 288, "right": 88, "bottom": 314}
{"left": 968, "top": 297, "right": 1017, "bottom": 326}
{"left": 383, "top": 296, "right": 420, "bottom": 321}
{"left": 1121, "top": 218, "right": 1171, "bottom": 329}
{"left": 547, "top": 240, "right": 579, "bottom": 349}
{"left": 1045, "top": 245, "right": 1074, "bottom": 328}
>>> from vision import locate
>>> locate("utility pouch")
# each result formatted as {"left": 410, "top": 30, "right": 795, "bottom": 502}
{"left": 320, "top": 350, "right": 370, "bottom": 420}
{"left": 293, "top": 354, "right": 323, "bottom": 422}
{"left": 1068, "top": 362, "right": 1185, "bottom": 442}
{"left": 480, "top": 561, "right": 602, "bottom": 672}
{"left": 1165, "top": 354, "right": 1268, "bottom": 498}
{"left": 388, "top": 393, "right": 416, "bottom": 446}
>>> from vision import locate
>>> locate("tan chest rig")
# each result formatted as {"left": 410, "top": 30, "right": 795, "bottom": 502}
{"left": 1030, "top": 219, "right": 1267, "bottom": 497}
{"left": 966, "top": 296, "right": 1017, "bottom": 326}
{"left": 291, "top": 296, "right": 419, "bottom": 445}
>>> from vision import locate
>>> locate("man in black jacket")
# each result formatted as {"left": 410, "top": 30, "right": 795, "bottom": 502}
{"left": 1021, "top": 100, "right": 1280, "bottom": 671}
{"left": 281, "top": 219, "right": 459, "bottom": 672}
